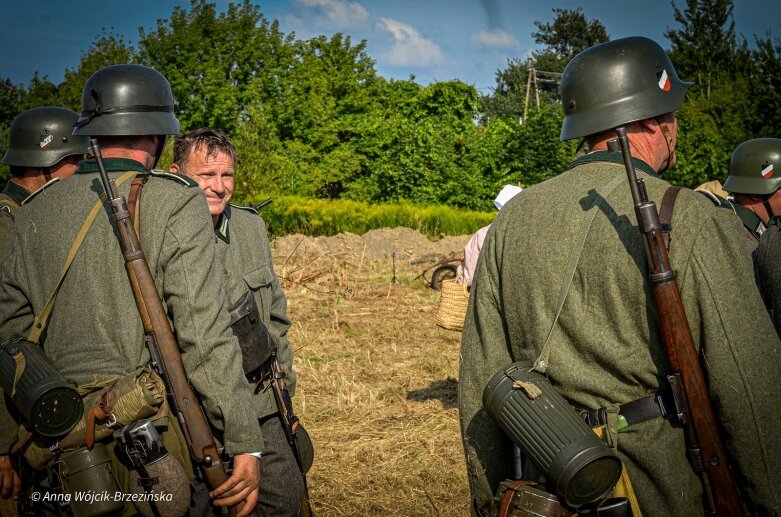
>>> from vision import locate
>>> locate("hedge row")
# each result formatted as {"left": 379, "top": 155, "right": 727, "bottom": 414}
{"left": 245, "top": 195, "right": 495, "bottom": 239}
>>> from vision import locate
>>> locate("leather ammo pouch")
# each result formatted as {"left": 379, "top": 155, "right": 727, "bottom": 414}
{"left": 228, "top": 290, "right": 276, "bottom": 375}
{"left": 21, "top": 368, "right": 166, "bottom": 470}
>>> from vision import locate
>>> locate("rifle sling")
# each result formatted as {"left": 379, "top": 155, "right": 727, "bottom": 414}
{"left": 127, "top": 173, "right": 148, "bottom": 238}
{"left": 27, "top": 171, "right": 137, "bottom": 344}
{"left": 659, "top": 186, "right": 682, "bottom": 251}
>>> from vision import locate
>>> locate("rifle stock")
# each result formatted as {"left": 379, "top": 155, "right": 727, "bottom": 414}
{"left": 614, "top": 127, "right": 743, "bottom": 516}
{"left": 89, "top": 139, "right": 256, "bottom": 517}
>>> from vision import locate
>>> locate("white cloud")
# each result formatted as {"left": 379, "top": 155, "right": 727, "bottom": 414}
{"left": 294, "top": 0, "right": 369, "bottom": 30}
{"left": 470, "top": 28, "right": 520, "bottom": 50}
{"left": 377, "top": 18, "right": 445, "bottom": 67}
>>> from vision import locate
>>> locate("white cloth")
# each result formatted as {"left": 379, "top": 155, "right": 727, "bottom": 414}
{"left": 494, "top": 184, "right": 523, "bottom": 210}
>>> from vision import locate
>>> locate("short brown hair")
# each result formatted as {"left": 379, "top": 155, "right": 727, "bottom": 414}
{"left": 172, "top": 128, "right": 236, "bottom": 173}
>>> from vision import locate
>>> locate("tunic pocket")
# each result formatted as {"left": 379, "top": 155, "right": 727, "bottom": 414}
{"left": 242, "top": 265, "right": 274, "bottom": 323}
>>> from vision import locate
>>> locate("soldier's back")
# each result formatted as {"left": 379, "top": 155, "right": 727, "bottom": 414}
{"left": 2, "top": 167, "right": 209, "bottom": 383}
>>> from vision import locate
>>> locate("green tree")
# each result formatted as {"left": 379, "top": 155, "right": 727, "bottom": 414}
{"left": 665, "top": 0, "right": 739, "bottom": 98}
{"left": 531, "top": 8, "right": 609, "bottom": 73}
{"left": 138, "top": 0, "right": 294, "bottom": 133}
{"left": 480, "top": 8, "right": 608, "bottom": 122}
{"left": 59, "top": 31, "right": 136, "bottom": 111}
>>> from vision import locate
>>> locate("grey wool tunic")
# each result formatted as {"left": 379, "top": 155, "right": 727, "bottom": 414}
{"left": 459, "top": 152, "right": 781, "bottom": 517}
{"left": 213, "top": 204, "right": 297, "bottom": 440}
{"left": 756, "top": 217, "right": 781, "bottom": 338}
{"left": 0, "top": 158, "right": 262, "bottom": 455}
{"left": 0, "top": 179, "right": 28, "bottom": 246}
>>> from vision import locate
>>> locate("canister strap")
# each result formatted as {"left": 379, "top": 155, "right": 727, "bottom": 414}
{"left": 581, "top": 389, "right": 674, "bottom": 430}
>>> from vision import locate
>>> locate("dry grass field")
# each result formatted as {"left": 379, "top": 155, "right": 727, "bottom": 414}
{"left": 0, "top": 228, "right": 471, "bottom": 517}
{"left": 274, "top": 228, "right": 471, "bottom": 517}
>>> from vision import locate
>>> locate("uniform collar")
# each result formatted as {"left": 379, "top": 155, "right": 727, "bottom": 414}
{"left": 2, "top": 179, "right": 30, "bottom": 205}
{"left": 76, "top": 157, "right": 148, "bottom": 175}
{"left": 214, "top": 204, "right": 231, "bottom": 244}
{"left": 570, "top": 151, "right": 659, "bottom": 178}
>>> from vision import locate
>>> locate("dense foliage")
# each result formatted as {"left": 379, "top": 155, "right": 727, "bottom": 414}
{"left": 1, "top": 0, "right": 778, "bottom": 216}
{"left": 252, "top": 195, "right": 495, "bottom": 238}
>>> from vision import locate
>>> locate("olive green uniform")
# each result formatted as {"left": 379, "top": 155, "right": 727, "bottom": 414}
{"left": 0, "top": 180, "right": 28, "bottom": 245}
{"left": 0, "top": 158, "right": 262, "bottom": 456}
{"left": 459, "top": 153, "right": 781, "bottom": 516}
{"left": 756, "top": 217, "right": 781, "bottom": 337}
{"left": 214, "top": 204, "right": 305, "bottom": 515}
{"left": 214, "top": 203, "right": 296, "bottom": 427}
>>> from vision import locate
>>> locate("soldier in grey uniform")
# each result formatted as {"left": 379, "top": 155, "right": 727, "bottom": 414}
{"left": 169, "top": 128, "right": 306, "bottom": 516}
{"left": 0, "top": 107, "right": 88, "bottom": 244}
{"left": 0, "top": 65, "right": 262, "bottom": 516}
{"left": 458, "top": 37, "right": 781, "bottom": 516}
{"left": 724, "top": 138, "right": 781, "bottom": 335}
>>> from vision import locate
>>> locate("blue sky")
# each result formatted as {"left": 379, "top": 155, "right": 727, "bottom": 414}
{"left": 1, "top": 0, "right": 780, "bottom": 92}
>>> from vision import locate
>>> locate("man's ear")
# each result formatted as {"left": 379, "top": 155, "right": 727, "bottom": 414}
{"left": 639, "top": 117, "right": 658, "bottom": 133}
{"left": 169, "top": 162, "right": 180, "bottom": 173}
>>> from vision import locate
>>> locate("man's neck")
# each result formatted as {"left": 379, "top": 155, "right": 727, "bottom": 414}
{"left": 587, "top": 121, "right": 669, "bottom": 172}
{"left": 11, "top": 171, "right": 51, "bottom": 195}
{"left": 100, "top": 148, "right": 153, "bottom": 169}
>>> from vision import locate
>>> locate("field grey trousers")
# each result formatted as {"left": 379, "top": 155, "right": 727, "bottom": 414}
{"left": 190, "top": 414, "right": 306, "bottom": 517}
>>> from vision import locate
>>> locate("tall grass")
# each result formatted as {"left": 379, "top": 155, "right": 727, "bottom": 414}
{"left": 245, "top": 195, "right": 495, "bottom": 238}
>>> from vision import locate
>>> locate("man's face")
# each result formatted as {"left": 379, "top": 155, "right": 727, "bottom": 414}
{"left": 174, "top": 145, "right": 235, "bottom": 219}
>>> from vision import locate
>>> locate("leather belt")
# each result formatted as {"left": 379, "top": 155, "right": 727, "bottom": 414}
{"left": 580, "top": 389, "right": 674, "bottom": 430}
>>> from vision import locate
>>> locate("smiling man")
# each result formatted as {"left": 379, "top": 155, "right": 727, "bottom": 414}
{"left": 170, "top": 128, "right": 306, "bottom": 517}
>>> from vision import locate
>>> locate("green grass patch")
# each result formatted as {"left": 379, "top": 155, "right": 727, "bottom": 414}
{"left": 246, "top": 195, "right": 494, "bottom": 239}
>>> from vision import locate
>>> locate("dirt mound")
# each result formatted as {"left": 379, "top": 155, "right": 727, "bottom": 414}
{"left": 272, "top": 227, "right": 469, "bottom": 268}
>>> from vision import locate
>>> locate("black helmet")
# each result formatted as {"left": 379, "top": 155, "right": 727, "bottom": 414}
{"left": 72, "top": 64, "right": 179, "bottom": 137}
{"left": 724, "top": 138, "right": 781, "bottom": 196}
{"left": 2, "top": 107, "right": 88, "bottom": 168}
{"left": 560, "top": 36, "right": 692, "bottom": 141}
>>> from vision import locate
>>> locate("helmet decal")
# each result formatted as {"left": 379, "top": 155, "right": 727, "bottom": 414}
{"left": 39, "top": 134, "right": 53, "bottom": 149}
{"left": 657, "top": 69, "right": 671, "bottom": 91}
{"left": 762, "top": 162, "right": 774, "bottom": 179}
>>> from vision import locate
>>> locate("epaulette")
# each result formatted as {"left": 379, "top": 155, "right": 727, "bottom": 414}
{"left": 21, "top": 177, "right": 61, "bottom": 205}
{"left": 694, "top": 189, "right": 765, "bottom": 238}
{"left": 149, "top": 169, "right": 198, "bottom": 187}
{"left": 229, "top": 203, "right": 259, "bottom": 215}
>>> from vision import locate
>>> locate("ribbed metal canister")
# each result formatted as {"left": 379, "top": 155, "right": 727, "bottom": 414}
{"left": 0, "top": 339, "right": 83, "bottom": 437}
{"left": 483, "top": 362, "right": 621, "bottom": 508}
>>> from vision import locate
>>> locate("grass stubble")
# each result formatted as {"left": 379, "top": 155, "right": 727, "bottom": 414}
{"left": 277, "top": 239, "right": 470, "bottom": 517}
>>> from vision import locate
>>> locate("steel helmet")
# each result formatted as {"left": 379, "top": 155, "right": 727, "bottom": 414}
{"left": 723, "top": 138, "right": 781, "bottom": 195}
{"left": 560, "top": 36, "right": 692, "bottom": 141}
{"left": 2, "top": 107, "right": 88, "bottom": 168}
{"left": 72, "top": 64, "right": 179, "bottom": 137}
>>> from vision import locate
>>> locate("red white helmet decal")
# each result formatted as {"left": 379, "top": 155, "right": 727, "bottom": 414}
{"left": 657, "top": 69, "right": 671, "bottom": 91}
{"left": 762, "top": 162, "right": 774, "bottom": 179}
{"left": 39, "top": 134, "right": 53, "bottom": 149}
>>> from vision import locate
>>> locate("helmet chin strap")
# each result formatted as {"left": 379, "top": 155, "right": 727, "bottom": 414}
{"left": 152, "top": 135, "right": 168, "bottom": 169}
{"left": 762, "top": 198, "right": 776, "bottom": 220}
{"left": 654, "top": 116, "right": 675, "bottom": 172}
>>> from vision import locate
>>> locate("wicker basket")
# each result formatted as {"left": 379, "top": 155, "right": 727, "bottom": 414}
{"left": 435, "top": 278, "right": 470, "bottom": 331}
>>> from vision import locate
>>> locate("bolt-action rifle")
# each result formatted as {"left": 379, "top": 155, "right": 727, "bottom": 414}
{"left": 613, "top": 127, "right": 743, "bottom": 516}
{"left": 89, "top": 138, "right": 257, "bottom": 517}
{"left": 266, "top": 352, "right": 314, "bottom": 516}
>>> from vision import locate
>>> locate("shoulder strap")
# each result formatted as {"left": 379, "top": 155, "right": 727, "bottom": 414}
{"left": 127, "top": 174, "right": 149, "bottom": 239}
{"left": 27, "top": 171, "right": 137, "bottom": 344}
{"left": 534, "top": 173, "right": 626, "bottom": 373}
{"left": 659, "top": 186, "right": 683, "bottom": 251}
